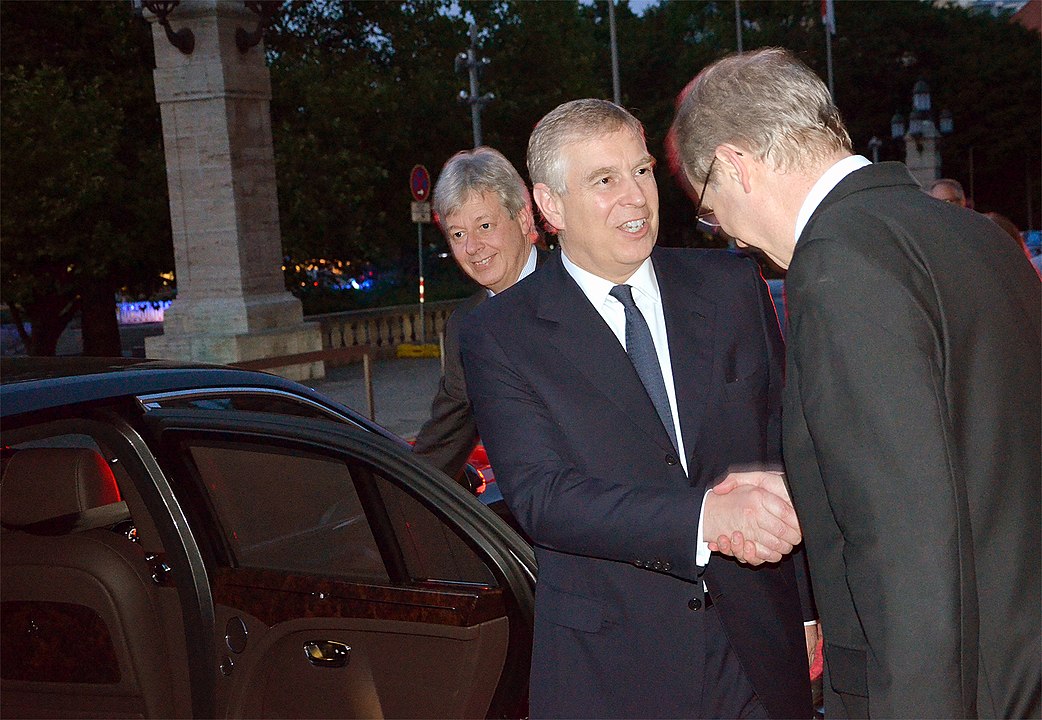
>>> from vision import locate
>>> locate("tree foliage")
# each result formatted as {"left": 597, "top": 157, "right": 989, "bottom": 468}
{"left": 267, "top": 0, "right": 1039, "bottom": 265}
{"left": 2, "top": 0, "right": 1038, "bottom": 354}
{"left": 0, "top": 0, "right": 170, "bottom": 355}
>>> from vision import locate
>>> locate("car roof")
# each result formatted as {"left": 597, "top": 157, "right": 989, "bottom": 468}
{"left": 0, "top": 357, "right": 359, "bottom": 423}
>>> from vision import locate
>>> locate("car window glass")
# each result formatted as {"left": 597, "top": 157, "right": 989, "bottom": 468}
{"left": 179, "top": 436, "right": 496, "bottom": 588}
{"left": 373, "top": 473, "right": 496, "bottom": 587}
{"left": 187, "top": 442, "right": 389, "bottom": 583}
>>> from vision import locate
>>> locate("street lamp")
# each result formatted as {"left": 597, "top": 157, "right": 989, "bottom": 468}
{"left": 887, "top": 79, "right": 953, "bottom": 186}
{"left": 455, "top": 24, "right": 495, "bottom": 148}
{"left": 131, "top": 0, "right": 194, "bottom": 54}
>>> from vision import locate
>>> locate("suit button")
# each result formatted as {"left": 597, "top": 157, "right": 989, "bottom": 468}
{"left": 665, "top": 454, "right": 679, "bottom": 466}
{"left": 634, "top": 560, "right": 645, "bottom": 568}
{"left": 688, "top": 597, "right": 702, "bottom": 611}
{"left": 663, "top": 562, "right": 672, "bottom": 571}
{"left": 652, "top": 561, "right": 662, "bottom": 570}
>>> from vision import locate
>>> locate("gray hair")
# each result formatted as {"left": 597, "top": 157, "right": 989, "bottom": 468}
{"left": 527, "top": 98, "right": 646, "bottom": 194}
{"left": 926, "top": 178, "right": 966, "bottom": 202}
{"left": 670, "top": 48, "right": 852, "bottom": 189}
{"left": 432, "top": 147, "right": 531, "bottom": 228}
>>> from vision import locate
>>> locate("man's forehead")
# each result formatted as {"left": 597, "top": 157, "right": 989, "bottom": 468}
{"left": 447, "top": 191, "right": 504, "bottom": 221}
{"left": 563, "top": 132, "right": 652, "bottom": 174}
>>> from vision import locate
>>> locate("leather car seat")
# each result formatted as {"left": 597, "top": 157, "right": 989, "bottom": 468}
{"left": 0, "top": 447, "right": 177, "bottom": 718}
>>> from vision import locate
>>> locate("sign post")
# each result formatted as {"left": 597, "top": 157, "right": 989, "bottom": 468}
{"left": 409, "top": 165, "right": 432, "bottom": 344}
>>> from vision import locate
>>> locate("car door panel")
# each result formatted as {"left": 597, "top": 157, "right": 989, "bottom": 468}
{"left": 209, "top": 567, "right": 511, "bottom": 718}
{"left": 143, "top": 410, "right": 534, "bottom": 719}
{"left": 216, "top": 610, "right": 509, "bottom": 719}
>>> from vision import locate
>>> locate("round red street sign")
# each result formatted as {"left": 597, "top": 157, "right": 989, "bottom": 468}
{"left": 410, "top": 165, "right": 431, "bottom": 201}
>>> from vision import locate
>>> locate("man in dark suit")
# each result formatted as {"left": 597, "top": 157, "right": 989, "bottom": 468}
{"left": 670, "top": 48, "right": 1041, "bottom": 718}
{"left": 412, "top": 147, "right": 543, "bottom": 481}
{"left": 461, "top": 98, "right": 816, "bottom": 719}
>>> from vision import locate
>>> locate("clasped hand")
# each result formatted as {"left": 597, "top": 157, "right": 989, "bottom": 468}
{"left": 702, "top": 470, "right": 801, "bottom": 565}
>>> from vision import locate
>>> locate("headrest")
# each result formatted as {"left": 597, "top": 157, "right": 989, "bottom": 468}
{"left": 1, "top": 448, "right": 121, "bottom": 528}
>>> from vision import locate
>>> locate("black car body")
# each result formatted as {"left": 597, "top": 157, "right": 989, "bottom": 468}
{"left": 0, "top": 358, "right": 535, "bottom": 719}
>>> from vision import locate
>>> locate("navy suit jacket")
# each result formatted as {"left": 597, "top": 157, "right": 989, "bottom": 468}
{"left": 413, "top": 249, "right": 548, "bottom": 479}
{"left": 462, "top": 247, "right": 813, "bottom": 718}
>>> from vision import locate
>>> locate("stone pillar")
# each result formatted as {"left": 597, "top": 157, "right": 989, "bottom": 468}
{"left": 904, "top": 131, "right": 941, "bottom": 189}
{"left": 144, "top": 0, "right": 323, "bottom": 380}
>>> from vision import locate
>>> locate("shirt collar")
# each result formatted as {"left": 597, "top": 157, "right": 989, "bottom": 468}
{"left": 794, "top": 154, "right": 872, "bottom": 243}
{"left": 487, "top": 244, "right": 538, "bottom": 297}
{"left": 560, "top": 249, "right": 660, "bottom": 308}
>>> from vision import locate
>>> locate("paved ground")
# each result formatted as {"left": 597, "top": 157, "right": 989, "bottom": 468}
{"left": 310, "top": 357, "right": 443, "bottom": 440}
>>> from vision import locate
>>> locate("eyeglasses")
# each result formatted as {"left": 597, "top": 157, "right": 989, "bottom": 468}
{"left": 693, "top": 157, "right": 721, "bottom": 229}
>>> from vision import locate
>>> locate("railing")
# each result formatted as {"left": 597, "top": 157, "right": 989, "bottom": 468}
{"left": 311, "top": 299, "right": 463, "bottom": 359}
{"left": 1, "top": 299, "right": 466, "bottom": 361}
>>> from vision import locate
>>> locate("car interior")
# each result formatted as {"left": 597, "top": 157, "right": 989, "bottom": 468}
{"left": 0, "top": 444, "right": 190, "bottom": 718}
{"left": 1, "top": 410, "right": 529, "bottom": 719}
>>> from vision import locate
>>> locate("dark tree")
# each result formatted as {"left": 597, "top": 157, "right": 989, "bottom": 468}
{"left": 0, "top": 1, "right": 171, "bottom": 356}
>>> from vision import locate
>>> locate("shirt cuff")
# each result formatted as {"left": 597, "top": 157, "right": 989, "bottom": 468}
{"left": 695, "top": 489, "right": 712, "bottom": 567}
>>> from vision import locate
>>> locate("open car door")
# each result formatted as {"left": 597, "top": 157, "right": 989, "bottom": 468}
{"left": 142, "top": 409, "right": 534, "bottom": 719}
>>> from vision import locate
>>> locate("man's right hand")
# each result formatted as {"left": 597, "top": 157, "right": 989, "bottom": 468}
{"left": 702, "top": 470, "right": 801, "bottom": 565}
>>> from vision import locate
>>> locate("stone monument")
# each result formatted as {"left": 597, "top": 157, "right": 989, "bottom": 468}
{"left": 904, "top": 127, "right": 942, "bottom": 189}
{"left": 143, "top": 0, "right": 323, "bottom": 380}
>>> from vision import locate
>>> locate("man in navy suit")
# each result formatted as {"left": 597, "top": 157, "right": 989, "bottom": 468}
{"left": 461, "top": 99, "right": 816, "bottom": 718}
{"left": 670, "top": 48, "right": 1040, "bottom": 718}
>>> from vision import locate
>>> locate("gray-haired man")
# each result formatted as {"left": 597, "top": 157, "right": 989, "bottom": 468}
{"left": 412, "top": 147, "right": 544, "bottom": 481}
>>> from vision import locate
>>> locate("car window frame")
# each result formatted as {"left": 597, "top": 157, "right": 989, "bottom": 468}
{"left": 137, "top": 386, "right": 366, "bottom": 426}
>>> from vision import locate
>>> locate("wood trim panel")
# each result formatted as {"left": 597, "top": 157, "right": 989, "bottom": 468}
{"left": 0, "top": 601, "right": 120, "bottom": 684}
{"left": 212, "top": 567, "right": 506, "bottom": 627}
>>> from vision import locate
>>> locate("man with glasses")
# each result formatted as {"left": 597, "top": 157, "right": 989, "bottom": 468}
{"left": 461, "top": 98, "right": 817, "bottom": 718}
{"left": 671, "top": 48, "right": 1040, "bottom": 718}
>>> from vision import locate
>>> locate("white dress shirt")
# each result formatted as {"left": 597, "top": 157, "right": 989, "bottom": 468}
{"left": 794, "top": 154, "right": 872, "bottom": 243}
{"left": 561, "top": 250, "right": 714, "bottom": 566}
{"left": 486, "top": 245, "right": 538, "bottom": 297}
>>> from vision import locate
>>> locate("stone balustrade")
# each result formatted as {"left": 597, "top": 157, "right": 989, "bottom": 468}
{"left": 310, "top": 299, "right": 464, "bottom": 359}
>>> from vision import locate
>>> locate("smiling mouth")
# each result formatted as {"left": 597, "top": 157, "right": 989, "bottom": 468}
{"left": 620, "top": 219, "right": 646, "bottom": 233}
{"left": 472, "top": 254, "right": 496, "bottom": 267}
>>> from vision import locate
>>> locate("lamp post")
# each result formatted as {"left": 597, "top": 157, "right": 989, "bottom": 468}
{"left": 455, "top": 24, "right": 494, "bottom": 148}
{"left": 889, "top": 79, "right": 954, "bottom": 187}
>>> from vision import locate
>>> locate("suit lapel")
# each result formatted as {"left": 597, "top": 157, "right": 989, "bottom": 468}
{"left": 654, "top": 249, "right": 716, "bottom": 465}
{"left": 537, "top": 254, "right": 677, "bottom": 456}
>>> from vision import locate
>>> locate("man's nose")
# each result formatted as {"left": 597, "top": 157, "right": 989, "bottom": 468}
{"left": 464, "top": 233, "right": 483, "bottom": 254}
{"left": 620, "top": 177, "right": 649, "bottom": 206}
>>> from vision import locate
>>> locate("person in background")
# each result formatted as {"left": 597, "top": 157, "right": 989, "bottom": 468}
{"left": 412, "top": 147, "right": 545, "bottom": 481}
{"left": 462, "top": 98, "right": 816, "bottom": 719}
{"left": 670, "top": 47, "right": 1041, "bottom": 719}
{"left": 983, "top": 210, "right": 1034, "bottom": 260}
{"left": 925, "top": 177, "right": 968, "bottom": 206}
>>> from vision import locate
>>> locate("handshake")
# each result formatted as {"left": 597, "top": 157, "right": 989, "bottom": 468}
{"left": 703, "top": 470, "right": 802, "bottom": 566}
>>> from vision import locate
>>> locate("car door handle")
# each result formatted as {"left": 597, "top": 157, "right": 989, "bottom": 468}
{"left": 303, "top": 640, "right": 350, "bottom": 668}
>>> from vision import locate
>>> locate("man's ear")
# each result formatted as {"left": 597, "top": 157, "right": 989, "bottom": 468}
{"left": 718, "top": 145, "right": 753, "bottom": 194}
{"left": 518, "top": 203, "right": 537, "bottom": 242}
{"left": 533, "top": 183, "right": 565, "bottom": 232}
